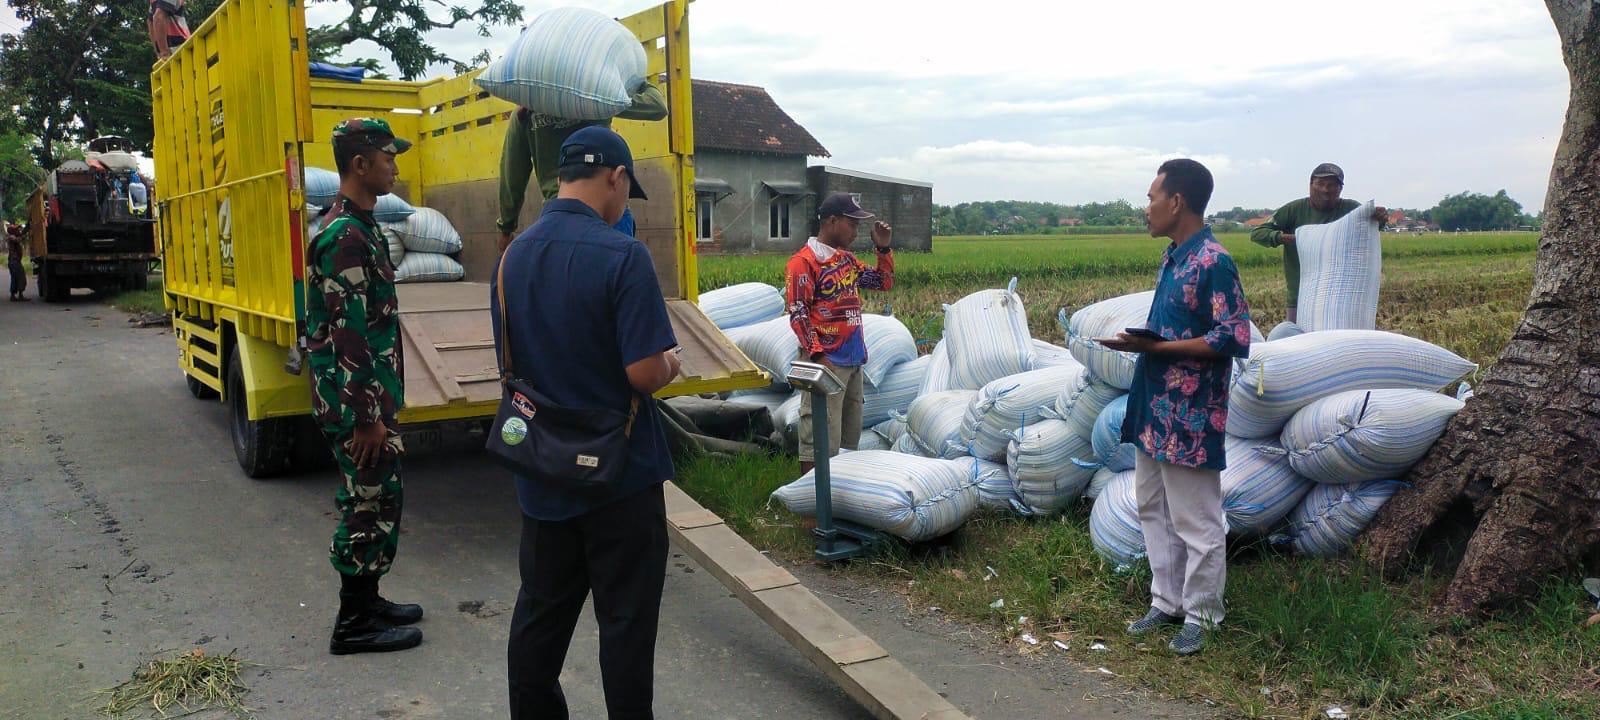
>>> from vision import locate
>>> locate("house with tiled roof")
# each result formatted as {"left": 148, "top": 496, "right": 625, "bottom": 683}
{"left": 692, "top": 79, "right": 932, "bottom": 253}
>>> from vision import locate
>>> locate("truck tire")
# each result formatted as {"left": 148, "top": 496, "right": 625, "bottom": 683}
{"left": 130, "top": 272, "right": 148, "bottom": 291}
{"left": 227, "top": 346, "right": 293, "bottom": 478}
{"left": 291, "top": 416, "right": 335, "bottom": 472}
{"left": 39, "top": 263, "right": 67, "bottom": 303}
{"left": 186, "top": 374, "right": 219, "bottom": 400}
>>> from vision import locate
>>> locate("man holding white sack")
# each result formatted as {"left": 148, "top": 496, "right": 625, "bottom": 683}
{"left": 1250, "top": 162, "right": 1388, "bottom": 334}
{"left": 496, "top": 84, "right": 667, "bottom": 253}
{"left": 1102, "top": 159, "right": 1252, "bottom": 656}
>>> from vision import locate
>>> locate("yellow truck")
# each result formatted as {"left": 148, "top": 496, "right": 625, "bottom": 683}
{"left": 152, "top": 0, "right": 766, "bottom": 477}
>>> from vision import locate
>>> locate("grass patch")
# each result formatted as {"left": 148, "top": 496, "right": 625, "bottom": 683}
{"left": 103, "top": 288, "right": 167, "bottom": 317}
{"left": 679, "top": 231, "right": 1594, "bottom": 718}
{"left": 96, "top": 648, "right": 255, "bottom": 718}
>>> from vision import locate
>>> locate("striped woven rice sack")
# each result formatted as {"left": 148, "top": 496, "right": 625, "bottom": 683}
{"left": 960, "top": 365, "right": 1083, "bottom": 462}
{"left": 862, "top": 314, "right": 918, "bottom": 388}
{"left": 382, "top": 227, "right": 407, "bottom": 267}
{"left": 891, "top": 432, "right": 922, "bottom": 456}
{"left": 950, "top": 456, "right": 1019, "bottom": 511}
{"left": 1221, "top": 436, "right": 1314, "bottom": 537}
{"left": 698, "top": 283, "right": 785, "bottom": 330}
{"left": 1006, "top": 418, "right": 1094, "bottom": 514}
{"left": 1295, "top": 200, "right": 1381, "bottom": 332}
{"left": 725, "top": 388, "right": 794, "bottom": 420}
{"left": 855, "top": 431, "right": 891, "bottom": 451}
{"left": 901, "top": 390, "right": 977, "bottom": 460}
{"left": 872, "top": 417, "right": 908, "bottom": 444}
{"left": 770, "top": 451, "right": 981, "bottom": 542}
{"left": 1043, "top": 368, "right": 1123, "bottom": 440}
{"left": 1085, "top": 467, "right": 1118, "bottom": 500}
{"left": 304, "top": 167, "right": 340, "bottom": 208}
{"left": 1227, "top": 330, "right": 1476, "bottom": 439}
{"left": 1278, "top": 479, "right": 1406, "bottom": 557}
{"left": 1076, "top": 394, "right": 1136, "bottom": 473}
{"left": 1062, "top": 291, "right": 1152, "bottom": 389}
{"left": 943, "top": 279, "right": 1035, "bottom": 390}
{"left": 862, "top": 355, "right": 929, "bottom": 427}
{"left": 374, "top": 193, "right": 416, "bottom": 223}
{"left": 1275, "top": 389, "right": 1464, "bottom": 484}
{"left": 394, "top": 252, "right": 464, "bottom": 283}
{"left": 918, "top": 339, "right": 956, "bottom": 395}
{"left": 385, "top": 207, "right": 462, "bottom": 254}
{"left": 1030, "top": 339, "right": 1082, "bottom": 371}
{"left": 724, "top": 316, "right": 800, "bottom": 391}
{"left": 1089, "top": 469, "right": 1144, "bottom": 568}
{"left": 476, "top": 7, "right": 646, "bottom": 120}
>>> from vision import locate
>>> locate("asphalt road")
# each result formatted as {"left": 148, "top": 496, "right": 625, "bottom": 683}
{"left": 0, "top": 293, "right": 1210, "bottom": 720}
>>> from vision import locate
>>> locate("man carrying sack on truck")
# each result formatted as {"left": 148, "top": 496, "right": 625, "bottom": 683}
{"left": 304, "top": 118, "right": 424, "bottom": 656}
{"left": 786, "top": 193, "right": 894, "bottom": 477}
{"left": 495, "top": 82, "right": 667, "bottom": 253}
{"left": 1250, "top": 162, "right": 1387, "bottom": 337}
{"left": 1101, "top": 159, "right": 1252, "bottom": 656}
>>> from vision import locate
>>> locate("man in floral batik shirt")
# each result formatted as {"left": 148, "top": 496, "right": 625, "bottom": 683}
{"left": 1102, "top": 159, "right": 1251, "bottom": 656}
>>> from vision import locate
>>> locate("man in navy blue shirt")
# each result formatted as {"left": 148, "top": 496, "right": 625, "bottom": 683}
{"left": 492, "top": 125, "right": 681, "bottom": 719}
{"left": 1102, "top": 159, "right": 1251, "bottom": 656}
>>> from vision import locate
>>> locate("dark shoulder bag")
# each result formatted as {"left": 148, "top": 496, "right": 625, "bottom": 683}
{"left": 486, "top": 259, "right": 640, "bottom": 494}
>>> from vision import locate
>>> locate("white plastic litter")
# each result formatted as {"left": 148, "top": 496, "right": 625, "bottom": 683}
{"left": 1062, "top": 291, "right": 1153, "bottom": 389}
{"left": 918, "top": 339, "right": 957, "bottom": 395}
{"left": 697, "top": 282, "right": 785, "bottom": 330}
{"left": 961, "top": 365, "right": 1084, "bottom": 461}
{"left": 476, "top": 7, "right": 647, "bottom": 120}
{"left": 384, "top": 207, "right": 462, "bottom": 254}
{"left": 944, "top": 279, "right": 1035, "bottom": 390}
{"left": 1006, "top": 419, "right": 1095, "bottom": 513}
{"left": 861, "top": 314, "right": 919, "bottom": 388}
{"left": 1295, "top": 200, "right": 1381, "bottom": 332}
{"left": 394, "top": 252, "right": 464, "bottom": 283}
{"left": 770, "top": 451, "right": 980, "bottom": 542}
{"left": 1227, "top": 330, "right": 1477, "bottom": 438}
{"left": 1279, "top": 479, "right": 1407, "bottom": 557}
{"left": 1277, "top": 389, "right": 1464, "bottom": 484}
{"left": 862, "top": 355, "right": 929, "bottom": 428}
{"left": 902, "top": 390, "right": 978, "bottom": 459}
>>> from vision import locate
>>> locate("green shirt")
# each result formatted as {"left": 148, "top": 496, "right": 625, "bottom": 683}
{"left": 1250, "top": 197, "right": 1361, "bottom": 306}
{"left": 496, "top": 84, "right": 668, "bottom": 235}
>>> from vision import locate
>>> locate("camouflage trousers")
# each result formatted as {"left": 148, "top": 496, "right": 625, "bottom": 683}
{"left": 325, "top": 428, "right": 405, "bottom": 577}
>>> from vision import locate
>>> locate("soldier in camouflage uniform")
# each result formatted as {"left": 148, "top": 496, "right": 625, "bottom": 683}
{"left": 305, "top": 118, "right": 424, "bottom": 655}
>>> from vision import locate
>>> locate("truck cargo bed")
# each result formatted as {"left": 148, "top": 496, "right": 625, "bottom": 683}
{"left": 395, "top": 282, "right": 768, "bottom": 424}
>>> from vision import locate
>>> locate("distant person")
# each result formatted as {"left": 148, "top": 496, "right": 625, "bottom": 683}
{"left": 147, "top": 0, "right": 191, "bottom": 61}
{"left": 785, "top": 193, "right": 894, "bottom": 476}
{"left": 7, "top": 223, "right": 27, "bottom": 301}
{"left": 1102, "top": 159, "right": 1251, "bottom": 656}
{"left": 304, "top": 118, "right": 423, "bottom": 656}
{"left": 1250, "top": 163, "right": 1387, "bottom": 337}
{"left": 493, "top": 126, "right": 681, "bottom": 719}
{"left": 496, "top": 81, "right": 667, "bottom": 253}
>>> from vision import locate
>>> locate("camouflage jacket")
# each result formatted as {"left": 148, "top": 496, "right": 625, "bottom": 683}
{"left": 305, "top": 196, "right": 404, "bottom": 430}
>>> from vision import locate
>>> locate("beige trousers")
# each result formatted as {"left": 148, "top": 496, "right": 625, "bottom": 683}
{"left": 1134, "top": 450, "right": 1227, "bottom": 626}
{"left": 797, "top": 364, "right": 865, "bottom": 462}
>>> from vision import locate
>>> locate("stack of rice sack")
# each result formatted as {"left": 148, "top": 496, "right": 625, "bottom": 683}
{"left": 303, "top": 167, "right": 465, "bottom": 283}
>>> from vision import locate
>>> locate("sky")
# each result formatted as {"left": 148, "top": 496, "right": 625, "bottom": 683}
{"left": 3, "top": 1, "right": 1572, "bottom": 211}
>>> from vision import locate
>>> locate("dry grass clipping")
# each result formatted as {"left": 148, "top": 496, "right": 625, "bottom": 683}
{"left": 96, "top": 648, "right": 255, "bottom": 718}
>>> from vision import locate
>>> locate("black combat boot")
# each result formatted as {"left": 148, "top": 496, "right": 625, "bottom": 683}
{"left": 329, "top": 574, "right": 422, "bottom": 655}
{"left": 371, "top": 582, "right": 424, "bottom": 626}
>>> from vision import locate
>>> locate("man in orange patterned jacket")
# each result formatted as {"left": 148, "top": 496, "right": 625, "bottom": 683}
{"left": 785, "top": 193, "right": 894, "bottom": 475}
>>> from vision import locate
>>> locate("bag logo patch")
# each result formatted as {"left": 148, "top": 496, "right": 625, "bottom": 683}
{"left": 575, "top": 455, "right": 600, "bottom": 468}
{"left": 511, "top": 392, "right": 537, "bottom": 419}
{"left": 501, "top": 417, "right": 528, "bottom": 446}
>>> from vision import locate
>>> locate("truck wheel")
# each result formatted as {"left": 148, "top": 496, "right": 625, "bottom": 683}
{"left": 227, "top": 346, "right": 293, "bottom": 478}
{"left": 290, "top": 416, "right": 335, "bottom": 472}
{"left": 40, "top": 264, "right": 67, "bottom": 303}
{"left": 186, "top": 374, "right": 218, "bottom": 400}
{"left": 130, "top": 272, "right": 148, "bottom": 291}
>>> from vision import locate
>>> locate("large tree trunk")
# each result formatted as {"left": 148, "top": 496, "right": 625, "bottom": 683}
{"left": 1358, "top": 0, "right": 1600, "bottom": 617}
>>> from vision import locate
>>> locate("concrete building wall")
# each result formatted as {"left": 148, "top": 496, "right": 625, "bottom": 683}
{"left": 806, "top": 166, "right": 933, "bottom": 252}
{"left": 693, "top": 150, "right": 814, "bottom": 254}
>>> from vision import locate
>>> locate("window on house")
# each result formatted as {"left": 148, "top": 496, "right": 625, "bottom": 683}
{"left": 696, "top": 194, "right": 715, "bottom": 243}
{"left": 768, "top": 198, "right": 791, "bottom": 240}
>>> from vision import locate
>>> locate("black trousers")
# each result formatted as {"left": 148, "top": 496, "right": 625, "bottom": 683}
{"left": 508, "top": 483, "right": 668, "bottom": 720}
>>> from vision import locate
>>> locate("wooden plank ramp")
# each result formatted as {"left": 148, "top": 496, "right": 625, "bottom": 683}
{"left": 663, "top": 481, "right": 973, "bottom": 720}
